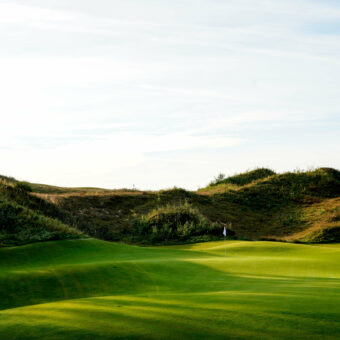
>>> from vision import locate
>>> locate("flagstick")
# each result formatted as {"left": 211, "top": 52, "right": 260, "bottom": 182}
{"left": 224, "top": 234, "right": 226, "bottom": 257}
{"left": 223, "top": 225, "right": 227, "bottom": 257}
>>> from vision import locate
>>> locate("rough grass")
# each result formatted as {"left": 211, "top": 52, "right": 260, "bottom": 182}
{"left": 126, "top": 201, "right": 227, "bottom": 244}
{"left": 275, "top": 198, "right": 340, "bottom": 243}
{"left": 0, "top": 168, "right": 339, "bottom": 245}
{"left": 208, "top": 167, "right": 276, "bottom": 187}
{"left": 0, "top": 239, "right": 339, "bottom": 339}
{"left": 48, "top": 168, "right": 339, "bottom": 243}
{"left": 0, "top": 182, "right": 83, "bottom": 247}
{"left": 0, "top": 200, "right": 82, "bottom": 247}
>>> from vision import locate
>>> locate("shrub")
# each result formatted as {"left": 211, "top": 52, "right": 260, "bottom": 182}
{"left": 128, "top": 201, "right": 222, "bottom": 243}
{"left": 14, "top": 181, "right": 33, "bottom": 193}
{"left": 0, "top": 200, "right": 82, "bottom": 246}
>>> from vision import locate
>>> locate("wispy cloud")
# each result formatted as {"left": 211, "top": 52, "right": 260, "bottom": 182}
{"left": 0, "top": 0, "right": 339, "bottom": 188}
{"left": 0, "top": 3, "right": 73, "bottom": 23}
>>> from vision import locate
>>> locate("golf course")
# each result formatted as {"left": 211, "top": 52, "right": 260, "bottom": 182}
{"left": 1, "top": 168, "right": 339, "bottom": 338}
{"left": 1, "top": 239, "right": 339, "bottom": 339}
{"left": 2, "top": 0, "right": 340, "bottom": 337}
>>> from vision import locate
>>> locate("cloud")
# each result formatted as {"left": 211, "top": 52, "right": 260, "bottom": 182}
{"left": 0, "top": 0, "right": 339, "bottom": 188}
{"left": 0, "top": 3, "right": 73, "bottom": 24}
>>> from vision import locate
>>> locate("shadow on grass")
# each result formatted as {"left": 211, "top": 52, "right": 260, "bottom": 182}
{"left": 1, "top": 240, "right": 340, "bottom": 339}
{"left": 1, "top": 287, "right": 340, "bottom": 340}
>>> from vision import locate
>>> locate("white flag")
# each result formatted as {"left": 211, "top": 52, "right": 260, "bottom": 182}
{"left": 223, "top": 226, "right": 226, "bottom": 237}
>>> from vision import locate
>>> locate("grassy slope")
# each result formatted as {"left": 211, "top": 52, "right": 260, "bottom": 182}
{"left": 35, "top": 168, "right": 340, "bottom": 243}
{"left": 0, "top": 239, "right": 339, "bottom": 339}
{"left": 208, "top": 168, "right": 276, "bottom": 187}
{"left": 1, "top": 167, "right": 339, "bottom": 245}
{"left": 0, "top": 180, "right": 82, "bottom": 246}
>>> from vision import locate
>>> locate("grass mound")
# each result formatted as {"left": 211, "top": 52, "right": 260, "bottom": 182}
{"left": 0, "top": 179, "right": 68, "bottom": 220}
{"left": 0, "top": 200, "right": 82, "bottom": 247}
{"left": 35, "top": 168, "right": 339, "bottom": 244}
{"left": 203, "top": 168, "right": 340, "bottom": 203}
{"left": 0, "top": 239, "right": 339, "bottom": 339}
{"left": 304, "top": 225, "right": 340, "bottom": 243}
{"left": 0, "top": 180, "right": 82, "bottom": 247}
{"left": 127, "top": 201, "right": 227, "bottom": 244}
{"left": 0, "top": 167, "right": 339, "bottom": 245}
{"left": 260, "top": 167, "right": 340, "bottom": 199}
{"left": 209, "top": 168, "right": 275, "bottom": 187}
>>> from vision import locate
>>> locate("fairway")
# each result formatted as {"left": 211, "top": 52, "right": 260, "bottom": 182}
{"left": 1, "top": 240, "right": 339, "bottom": 339}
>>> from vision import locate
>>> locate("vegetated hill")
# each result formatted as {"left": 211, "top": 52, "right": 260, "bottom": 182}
{"left": 0, "top": 179, "right": 83, "bottom": 246}
{"left": 209, "top": 168, "right": 276, "bottom": 187}
{"left": 0, "top": 167, "right": 339, "bottom": 246}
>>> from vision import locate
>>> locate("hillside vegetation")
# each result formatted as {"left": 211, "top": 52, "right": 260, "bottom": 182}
{"left": 0, "top": 167, "right": 339, "bottom": 246}
{"left": 209, "top": 168, "right": 276, "bottom": 187}
{"left": 0, "top": 179, "right": 82, "bottom": 246}
{"left": 0, "top": 239, "right": 339, "bottom": 339}
{"left": 126, "top": 201, "right": 230, "bottom": 244}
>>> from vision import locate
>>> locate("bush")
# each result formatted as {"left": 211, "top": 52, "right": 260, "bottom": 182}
{"left": 0, "top": 200, "right": 82, "bottom": 246}
{"left": 128, "top": 201, "right": 223, "bottom": 244}
{"left": 14, "top": 181, "right": 33, "bottom": 193}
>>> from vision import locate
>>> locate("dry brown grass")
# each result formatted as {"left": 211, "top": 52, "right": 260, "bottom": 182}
{"left": 2, "top": 168, "right": 339, "bottom": 244}
{"left": 280, "top": 198, "right": 340, "bottom": 242}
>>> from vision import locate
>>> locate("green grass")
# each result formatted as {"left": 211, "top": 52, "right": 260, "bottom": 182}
{"left": 0, "top": 239, "right": 339, "bottom": 339}
{"left": 0, "top": 200, "right": 82, "bottom": 247}
{"left": 208, "top": 168, "right": 276, "bottom": 187}
{"left": 0, "top": 180, "right": 83, "bottom": 246}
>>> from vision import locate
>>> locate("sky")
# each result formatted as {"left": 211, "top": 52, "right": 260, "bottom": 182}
{"left": 0, "top": 0, "right": 339, "bottom": 190}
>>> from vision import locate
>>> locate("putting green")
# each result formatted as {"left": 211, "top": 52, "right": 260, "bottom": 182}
{"left": 0, "top": 239, "right": 339, "bottom": 339}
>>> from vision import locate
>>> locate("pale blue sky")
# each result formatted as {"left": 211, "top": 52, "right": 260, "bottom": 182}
{"left": 0, "top": 0, "right": 339, "bottom": 189}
